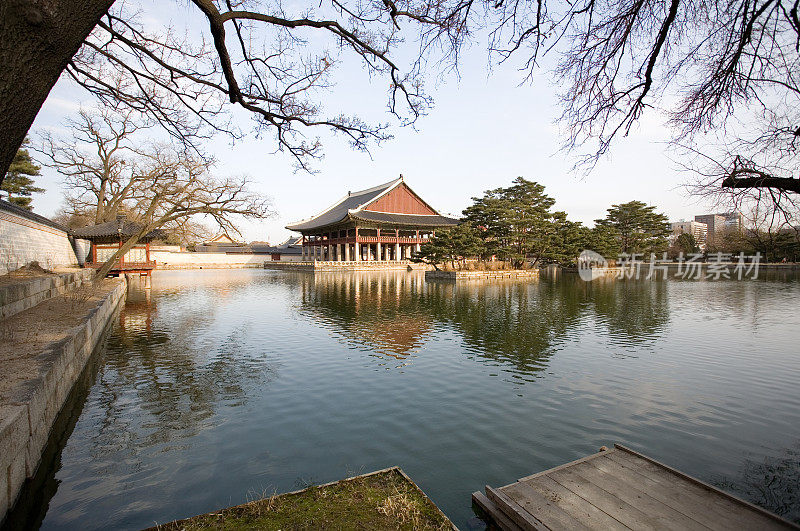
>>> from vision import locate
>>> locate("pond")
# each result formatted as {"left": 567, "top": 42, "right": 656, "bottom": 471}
{"left": 8, "top": 269, "right": 800, "bottom": 529}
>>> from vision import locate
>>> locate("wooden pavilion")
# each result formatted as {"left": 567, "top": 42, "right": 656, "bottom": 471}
{"left": 286, "top": 176, "right": 459, "bottom": 262}
{"left": 72, "top": 216, "right": 160, "bottom": 276}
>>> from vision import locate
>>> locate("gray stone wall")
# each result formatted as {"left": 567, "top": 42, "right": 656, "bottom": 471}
{"left": 0, "top": 269, "right": 95, "bottom": 320}
{"left": 0, "top": 206, "right": 80, "bottom": 275}
{"left": 0, "top": 278, "right": 126, "bottom": 520}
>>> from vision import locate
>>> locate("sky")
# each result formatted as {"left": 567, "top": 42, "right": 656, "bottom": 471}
{"left": 25, "top": 2, "right": 716, "bottom": 244}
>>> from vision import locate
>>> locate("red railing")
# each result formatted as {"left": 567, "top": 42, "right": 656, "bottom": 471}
{"left": 86, "top": 261, "right": 157, "bottom": 271}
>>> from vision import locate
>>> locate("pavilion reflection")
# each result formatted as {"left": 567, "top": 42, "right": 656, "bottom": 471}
{"left": 299, "top": 271, "right": 432, "bottom": 361}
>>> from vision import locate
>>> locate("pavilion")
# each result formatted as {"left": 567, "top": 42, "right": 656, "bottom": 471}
{"left": 286, "top": 176, "right": 459, "bottom": 262}
{"left": 72, "top": 216, "right": 161, "bottom": 276}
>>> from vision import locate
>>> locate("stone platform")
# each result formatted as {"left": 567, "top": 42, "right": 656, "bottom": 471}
{"left": 264, "top": 260, "right": 428, "bottom": 272}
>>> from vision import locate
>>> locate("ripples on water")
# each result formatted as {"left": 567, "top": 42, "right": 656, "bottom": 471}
{"left": 8, "top": 269, "right": 800, "bottom": 529}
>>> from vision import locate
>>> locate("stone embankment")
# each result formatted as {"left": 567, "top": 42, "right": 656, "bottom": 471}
{"left": 264, "top": 260, "right": 427, "bottom": 271}
{"left": 425, "top": 269, "right": 540, "bottom": 281}
{"left": 0, "top": 274, "right": 126, "bottom": 520}
{"left": 0, "top": 268, "right": 94, "bottom": 320}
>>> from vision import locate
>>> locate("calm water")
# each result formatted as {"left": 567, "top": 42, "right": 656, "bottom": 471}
{"left": 8, "top": 269, "right": 800, "bottom": 529}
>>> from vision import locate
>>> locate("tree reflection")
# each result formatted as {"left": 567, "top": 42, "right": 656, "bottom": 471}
{"left": 426, "top": 279, "right": 585, "bottom": 379}
{"left": 298, "top": 271, "right": 670, "bottom": 382}
{"left": 585, "top": 278, "right": 670, "bottom": 344}
{"left": 89, "top": 279, "right": 277, "bottom": 465}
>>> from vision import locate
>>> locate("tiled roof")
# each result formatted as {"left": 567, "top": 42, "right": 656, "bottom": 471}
{"left": 285, "top": 177, "right": 459, "bottom": 231}
{"left": 286, "top": 178, "right": 400, "bottom": 231}
{"left": 349, "top": 211, "right": 460, "bottom": 227}
{"left": 71, "top": 218, "right": 163, "bottom": 241}
{"left": 0, "top": 199, "right": 69, "bottom": 233}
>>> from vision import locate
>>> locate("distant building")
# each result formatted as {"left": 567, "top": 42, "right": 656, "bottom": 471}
{"left": 671, "top": 221, "right": 708, "bottom": 249}
{"left": 720, "top": 211, "right": 744, "bottom": 232}
{"left": 286, "top": 176, "right": 459, "bottom": 262}
{"left": 695, "top": 211, "right": 744, "bottom": 242}
{"left": 255, "top": 236, "right": 303, "bottom": 261}
{"left": 195, "top": 233, "right": 248, "bottom": 253}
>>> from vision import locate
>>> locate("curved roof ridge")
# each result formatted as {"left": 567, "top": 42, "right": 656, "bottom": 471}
{"left": 285, "top": 177, "right": 402, "bottom": 231}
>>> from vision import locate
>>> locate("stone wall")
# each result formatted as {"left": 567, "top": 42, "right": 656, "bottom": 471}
{"left": 151, "top": 250, "right": 267, "bottom": 269}
{"left": 0, "top": 278, "right": 126, "bottom": 520}
{"left": 0, "top": 269, "right": 95, "bottom": 320}
{"left": 0, "top": 201, "right": 85, "bottom": 275}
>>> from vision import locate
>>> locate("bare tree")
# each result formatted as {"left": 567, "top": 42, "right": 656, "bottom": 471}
{"left": 413, "top": 0, "right": 800, "bottom": 202}
{"left": 1, "top": 0, "right": 454, "bottom": 183}
{"left": 93, "top": 150, "right": 271, "bottom": 278}
{"left": 40, "top": 107, "right": 149, "bottom": 224}
{"left": 41, "top": 108, "right": 271, "bottom": 278}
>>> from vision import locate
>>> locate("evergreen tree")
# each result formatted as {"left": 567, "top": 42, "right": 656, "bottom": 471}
{"left": 2, "top": 139, "right": 44, "bottom": 210}
{"left": 413, "top": 222, "right": 484, "bottom": 270}
{"left": 548, "top": 216, "right": 592, "bottom": 266}
{"left": 595, "top": 201, "right": 670, "bottom": 256}
{"left": 675, "top": 233, "right": 700, "bottom": 255}
{"left": 463, "top": 177, "right": 559, "bottom": 268}
{"left": 586, "top": 223, "right": 622, "bottom": 259}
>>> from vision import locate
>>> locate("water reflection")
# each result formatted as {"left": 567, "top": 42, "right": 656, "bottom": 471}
{"left": 92, "top": 280, "right": 278, "bottom": 454}
{"left": 298, "top": 271, "right": 670, "bottom": 378}
{"left": 718, "top": 441, "right": 800, "bottom": 522}
{"left": 299, "top": 272, "right": 432, "bottom": 361}
{"left": 11, "top": 269, "right": 800, "bottom": 530}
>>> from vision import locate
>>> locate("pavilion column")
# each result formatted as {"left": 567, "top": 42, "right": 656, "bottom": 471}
{"left": 354, "top": 241, "right": 360, "bottom": 261}
{"left": 328, "top": 244, "right": 333, "bottom": 262}
{"left": 345, "top": 242, "right": 350, "bottom": 261}
{"left": 395, "top": 242, "right": 400, "bottom": 261}
{"left": 376, "top": 242, "right": 382, "bottom": 261}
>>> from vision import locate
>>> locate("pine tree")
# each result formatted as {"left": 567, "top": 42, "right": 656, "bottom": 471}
{"left": 595, "top": 201, "right": 670, "bottom": 256}
{"left": 2, "top": 139, "right": 44, "bottom": 210}
{"left": 412, "top": 222, "right": 485, "bottom": 270}
{"left": 463, "top": 177, "right": 559, "bottom": 268}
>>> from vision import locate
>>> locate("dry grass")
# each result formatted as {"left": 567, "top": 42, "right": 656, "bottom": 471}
{"left": 145, "top": 468, "right": 453, "bottom": 531}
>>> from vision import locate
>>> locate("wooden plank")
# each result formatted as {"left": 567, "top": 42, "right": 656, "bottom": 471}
{"left": 503, "top": 481, "right": 592, "bottom": 531}
{"left": 614, "top": 444, "right": 800, "bottom": 529}
{"left": 548, "top": 467, "right": 664, "bottom": 531}
{"left": 524, "top": 476, "right": 629, "bottom": 530}
{"left": 589, "top": 455, "right": 731, "bottom": 531}
{"left": 486, "top": 486, "right": 550, "bottom": 530}
{"left": 608, "top": 451, "right": 796, "bottom": 530}
{"left": 473, "top": 491, "right": 524, "bottom": 531}
{"left": 517, "top": 449, "right": 613, "bottom": 483}
{"left": 567, "top": 460, "right": 710, "bottom": 531}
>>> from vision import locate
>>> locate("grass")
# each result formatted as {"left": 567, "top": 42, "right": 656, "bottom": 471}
{"left": 145, "top": 468, "right": 453, "bottom": 531}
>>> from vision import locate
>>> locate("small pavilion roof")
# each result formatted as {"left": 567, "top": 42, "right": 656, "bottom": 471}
{"left": 72, "top": 217, "right": 163, "bottom": 242}
{"left": 285, "top": 177, "right": 459, "bottom": 232}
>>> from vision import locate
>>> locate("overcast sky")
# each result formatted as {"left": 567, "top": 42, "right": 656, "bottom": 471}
{"left": 26, "top": 2, "right": 716, "bottom": 244}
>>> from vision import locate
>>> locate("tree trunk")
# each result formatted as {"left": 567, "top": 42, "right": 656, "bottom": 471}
{"left": 95, "top": 224, "right": 151, "bottom": 280}
{"left": 0, "top": 0, "right": 115, "bottom": 183}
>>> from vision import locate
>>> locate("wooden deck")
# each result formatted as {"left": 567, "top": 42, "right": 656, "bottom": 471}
{"left": 473, "top": 444, "right": 799, "bottom": 531}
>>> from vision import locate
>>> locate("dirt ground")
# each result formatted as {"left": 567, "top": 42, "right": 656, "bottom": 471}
{"left": 0, "top": 262, "right": 83, "bottom": 288}
{"left": 0, "top": 278, "right": 120, "bottom": 401}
